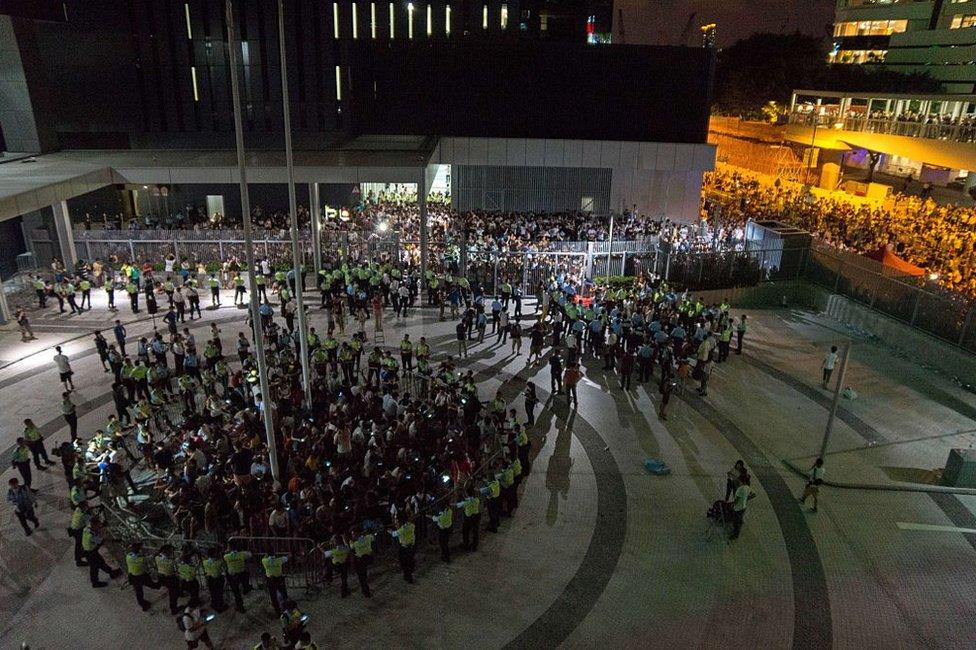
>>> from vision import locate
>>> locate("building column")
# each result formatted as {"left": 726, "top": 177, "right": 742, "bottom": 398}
{"left": 419, "top": 168, "right": 429, "bottom": 282}
{"left": 51, "top": 200, "right": 77, "bottom": 273}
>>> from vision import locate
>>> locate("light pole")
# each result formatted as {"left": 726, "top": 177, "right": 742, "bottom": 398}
{"left": 277, "top": 0, "right": 312, "bottom": 409}
{"left": 225, "top": 0, "right": 279, "bottom": 481}
{"left": 819, "top": 341, "right": 851, "bottom": 462}
{"left": 605, "top": 212, "right": 615, "bottom": 277}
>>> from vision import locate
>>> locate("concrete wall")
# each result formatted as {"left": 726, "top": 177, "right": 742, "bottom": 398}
{"left": 431, "top": 138, "right": 716, "bottom": 220}
{"left": 0, "top": 16, "right": 40, "bottom": 152}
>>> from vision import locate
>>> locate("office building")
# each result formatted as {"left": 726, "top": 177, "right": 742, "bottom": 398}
{"left": 830, "top": 0, "right": 976, "bottom": 94}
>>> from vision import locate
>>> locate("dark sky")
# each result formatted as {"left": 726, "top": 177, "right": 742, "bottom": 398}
{"left": 612, "top": 0, "right": 837, "bottom": 48}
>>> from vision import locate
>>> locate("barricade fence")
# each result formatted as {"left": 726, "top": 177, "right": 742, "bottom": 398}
{"left": 802, "top": 246, "right": 976, "bottom": 353}
{"left": 62, "top": 230, "right": 817, "bottom": 299}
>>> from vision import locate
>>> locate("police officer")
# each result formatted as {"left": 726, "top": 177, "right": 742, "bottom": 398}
{"left": 105, "top": 278, "right": 116, "bottom": 311}
{"left": 482, "top": 471, "right": 502, "bottom": 532}
{"left": 156, "top": 543, "right": 181, "bottom": 615}
{"left": 10, "top": 438, "right": 33, "bottom": 489}
{"left": 459, "top": 486, "right": 482, "bottom": 551}
{"left": 177, "top": 546, "right": 202, "bottom": 607}
{"left": 208, "top": 274, "right": 221, "bottom": 306}
{"left": 393, "top": 512, "right": 417, "bottom": 583}
{"left": 498, "top": 461, "right": 517, "bottom": 516}
{"left": 79, "top": 277, "right": 92, "bottom": 309}
{"left": 325, "top": 536, "right": 350, "bottom": 598}
{"left": 126, "top": 541, "right": 158, "bottom": 611}
{"left": 33, "top": 274, "right": 47, "bottom": 307}
{"left": 224, "top": 542, "right": 253, "bottom": 612}
{"left": 82, "top": 519, "right": 120, "bottom": 587}
{"left": 67, "top": 502, "right": 90, "bottom": 566}
{"left": 399, "top": 334, "right": 413, "bottom": 372}
{"left": 432, "top": 503, "right": 454, "bottom": 562}
{"left": 261, "top": 553, "right": 289, "bottom": 614}
{"left": 233, "top": 273, "right": 247, "bottom": 305}
{"left": 202, "top": 546, "right": 227, "bottom": 612}
{"left": 350, "top": 528, "right": 375, "bottom": 597}
{"left": 187, "top": 281, "right": 202, "bottom": 319}
{"left": 126, "top": 278, "right": 139, "bottom": 313}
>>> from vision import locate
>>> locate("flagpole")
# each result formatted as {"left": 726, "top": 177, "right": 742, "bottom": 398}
{"left": 277, "top": 0, "right": 312, "bottom": 408}
{"left": 225, "top": 0, "right": 280, "bottom": 481}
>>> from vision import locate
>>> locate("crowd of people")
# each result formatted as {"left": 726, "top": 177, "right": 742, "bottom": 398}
{"left": 703, "top": 167, "right": 976, "bottom": 295}
{"left": 14, "top": 253, "right": 552, "bottom": 648}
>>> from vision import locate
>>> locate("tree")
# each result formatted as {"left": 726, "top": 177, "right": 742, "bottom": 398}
{"left": 713, "top": 32, "right": 940, "bottom": 119}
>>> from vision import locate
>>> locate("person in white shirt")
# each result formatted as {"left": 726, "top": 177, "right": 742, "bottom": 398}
{"left": 730, "top": 475, "right": 752, "bottom": 540}
{"left": 180, "top": 606, "right": 215, "bottom": 649}
{"left": 798, "top": 457, "right": 825, "bottom": 512}
{"left": 821, "top": 345, "right": 839, "bottom": 388}
{"left": 53, "top": 346, "right": 75, "bottom": 390}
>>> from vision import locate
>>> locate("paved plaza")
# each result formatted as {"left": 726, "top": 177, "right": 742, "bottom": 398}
{"left": 1, "top": 290, "right": 975, "bottom": 649}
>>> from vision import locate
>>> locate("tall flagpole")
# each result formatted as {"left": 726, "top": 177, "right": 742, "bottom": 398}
{"left": 277, "top": 0, "right": 312, "bottom": 408}
{"left": 226, "top": 0, "right": 279, "bottom": 481}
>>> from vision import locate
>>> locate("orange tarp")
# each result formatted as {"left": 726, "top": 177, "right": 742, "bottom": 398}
{"left": 864, "top": 248, "right": 926, "bottom": 277}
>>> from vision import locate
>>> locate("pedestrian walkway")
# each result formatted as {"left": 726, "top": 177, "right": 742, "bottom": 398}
{"left": 1, "top": 300, "right": 975, "bottom": 648}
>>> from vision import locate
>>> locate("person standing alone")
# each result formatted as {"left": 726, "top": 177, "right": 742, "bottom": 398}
{"left": 821, "top": 345, "right": 838, "bottom": 389}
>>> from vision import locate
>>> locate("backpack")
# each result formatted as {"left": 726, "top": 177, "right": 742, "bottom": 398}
{"left": 177, "top": 612, "right": 190, "bottom": 632}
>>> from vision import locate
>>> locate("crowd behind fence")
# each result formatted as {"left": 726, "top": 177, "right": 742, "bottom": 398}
{"left": 802, "top": 245, "right": 976, "bottom": 353}
{"left": 27, "top": 229, "right": 976, "bottom": 354}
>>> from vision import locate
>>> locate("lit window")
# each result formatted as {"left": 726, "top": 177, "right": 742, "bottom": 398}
{"left": 335, "top": 65, "right": 342, "bottom": 101}
{"left": 501, "top": 4, "right": 508, "bottom": 29}
{"left": 389, "top": 2, "right": 395, "bottom": 38}
{"left": 371, "top": 2, "right": 377, "bottom": 38}
{"left": 950, "top": 13, "right": 976, "bottom": 28}
{"left": 483, "top": 4, "right": 488, "bottom": 29}
{"left": 833, "top": 19, "right": 907, "bottom": 36}
{"left": 828, "top": 48, "right": 887, "bottom": 64}
{"left": 352, "top": 3, "right": 358, "bottom": 38}
{"left": 191, "top": 66, "right": 200, "bottom": 102}
{"left": 184, "top": 3, "right": 193, "bottom": 39}
{"left": 427, "top": 4, "right": 432, "bottom": 36}
{"left": 446, "top": 4, "right": 451, "bottom": 34}
{"left": 334, "top": 2, "right": 340, "bottom": 38}
{"left": 408, "top": 2, "right": 414, "bottom": 39}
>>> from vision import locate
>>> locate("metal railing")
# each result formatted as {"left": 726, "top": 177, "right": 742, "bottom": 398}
{"left": 788, "top": 112, "right": 976, "bottom": 143}
{"left": 802, "top": 246, "right": 976, "bottom": 352}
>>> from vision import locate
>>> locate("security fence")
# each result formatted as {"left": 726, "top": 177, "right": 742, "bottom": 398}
{"left": 803, "top": 245, "right": 976, "bottom": 353}
{"left": 65, "top": 228, "right": 807, "bottom": 297}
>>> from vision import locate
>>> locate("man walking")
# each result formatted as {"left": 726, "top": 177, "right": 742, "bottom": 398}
{"left": 798, "top": 457, "right": 826, "bottom": 513}
{"left": 7, "top": 477, "right": 39, "bottom": 536}
{"left": 54, "top": 346, "right": 75, "bottom": 390}
{"left": 82, "top": 519, "right": 121, "bottom": 587}
{"left": 114, "top": 319, "right": 127, "bottom": 354}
